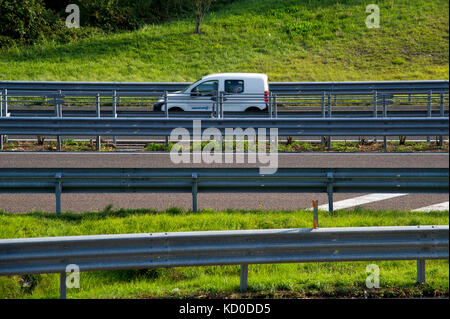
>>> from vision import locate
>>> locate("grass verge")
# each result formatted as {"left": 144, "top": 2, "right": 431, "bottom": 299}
{"left": 0, "top": 140, "right": 448, "bottom": 152}
{"left": 0, "top": 207, "right": 448, "bottom": 299}
{"left": 1, "top": 0, "right": 448, "bottom": 82}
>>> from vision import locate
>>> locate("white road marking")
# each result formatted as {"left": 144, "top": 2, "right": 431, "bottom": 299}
{"left": 312, "top": 193, "right": 408, "bottom": 211}
{"left": 411, "top": 201, "right": 449, "bottom": 212}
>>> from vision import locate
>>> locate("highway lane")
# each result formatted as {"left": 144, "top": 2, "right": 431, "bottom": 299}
{"left": 0, "top": 152, "right": 448, "bottom": 213}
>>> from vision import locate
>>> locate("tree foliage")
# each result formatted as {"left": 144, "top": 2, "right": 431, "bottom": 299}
{"left": 0, "top": 0, "right": 234, "bottom": 46}
{"left": 192, "top": 0, "right": 216, "bottom": 34}
{"left": 0, "top": 0, "right": 53, "bottom": 45}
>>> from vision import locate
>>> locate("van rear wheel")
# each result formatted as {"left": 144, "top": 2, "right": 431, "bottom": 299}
{"left": 245, "top": 107, "right": 263, "bottom": 112}
{"left": 169, "top": 107, "right": 184, "bottom": 112}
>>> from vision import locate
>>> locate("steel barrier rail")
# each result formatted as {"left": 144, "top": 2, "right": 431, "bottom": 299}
{"left": 0, "top": 167, "right": 448, "bottom": 214}
{"left": 1, "top": 80, "right": 449, "bottom": 94}
{"left": 0, "top": 117, "right": 448, "bottom": 137}
{"left": 0, "top": 225, "right": 447, "bottom": 298}
{"left": 7, "top": 109, "right": 450, "bottom": 118}
{"left": 270, "top": 80, "right": 450, "bottom": 94}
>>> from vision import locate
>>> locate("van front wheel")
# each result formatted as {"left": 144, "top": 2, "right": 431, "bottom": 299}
{"left": 169, "top": 107, "right": 184, "bottom": 112}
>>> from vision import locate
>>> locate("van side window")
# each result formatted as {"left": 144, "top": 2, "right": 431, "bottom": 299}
{"left": 191, "top": 80, "right": 218, "bottom": 96}
{"left": 225, "top": 80, "right": 244, "bottom": 94}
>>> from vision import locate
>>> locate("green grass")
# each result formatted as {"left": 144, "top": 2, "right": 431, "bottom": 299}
{"left": 143, "top": 140, "right": 449, "bottom": 153}
{"left": 1, "top": 139, "right": 447, "bottom": 153}
{"left": 1, "top": 0, "right": 448, "bottom": 82}
{"left": 0, "top": 208, "right": 448, "bottom": 298}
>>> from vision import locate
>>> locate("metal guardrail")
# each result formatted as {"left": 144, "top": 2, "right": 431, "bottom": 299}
{"left": 0, "top": 225, "right": 447, "bottom": 298}
{"left": 1, "top": 80, "right": 448, "bottom": 94}
{"left": 1, "top": 116, "right": 448, "bottom": 137}
{"left": 0, "top": 167, "right": 447, "bottom": 214}
{"left": 2, "top": 87, "right": 449, "bottom": 114}
{"left": 0, "top": 83, "right": 448, "bottom": 151}
{"left": 0, "top": 116, "right": 448, "bottom": 136}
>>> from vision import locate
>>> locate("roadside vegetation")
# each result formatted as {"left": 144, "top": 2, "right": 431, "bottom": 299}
{"left": 0, "top": 139, "right": 447, "bottom": 153}
{"left": 144, "top": 139, "right": 448, "bottom": 153}
{"left": 2, "top": 260, "right": 447, "bottom": 299}
{"left": 1, "top": 0, "right": 448, "bottom": 81}
{"left": 0, "top": 208, "right": 448, "bottom": 298}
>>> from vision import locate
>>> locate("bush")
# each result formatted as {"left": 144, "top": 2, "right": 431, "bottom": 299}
{"left": 0, "top": 0, "right": 54, "bottom": 44}
{"left": 71, "top": 0, "right": 193, "bottom": 31}
{"left": 0, "top": 0, "right": 237, "bottom": 47}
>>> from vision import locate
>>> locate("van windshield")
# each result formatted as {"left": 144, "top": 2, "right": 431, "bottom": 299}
{"left": 181, "top": 78, "right": 203, "bottom": 93}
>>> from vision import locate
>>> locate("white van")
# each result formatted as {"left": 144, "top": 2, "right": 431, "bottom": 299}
{"left": 153, "top": 73, "right": 269, "bottom": 112}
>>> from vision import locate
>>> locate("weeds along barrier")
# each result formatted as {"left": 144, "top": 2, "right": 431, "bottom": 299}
{"left": 0, "top": 225, "right": 447, "bottom": 298}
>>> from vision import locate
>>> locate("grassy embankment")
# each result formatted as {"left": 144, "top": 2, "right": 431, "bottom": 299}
{"left": 0, "top": 0, "right": 448, "bottom": 82}
{"left": 0, "top": 208, "right": 448, "bottom": 299}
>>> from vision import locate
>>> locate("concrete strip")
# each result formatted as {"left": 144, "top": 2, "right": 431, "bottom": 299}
{"left": 314, "top": 193, "right": 408, "bottom": 211}
{"left": 411, "top": 201, "right": 449, "bottom": 212}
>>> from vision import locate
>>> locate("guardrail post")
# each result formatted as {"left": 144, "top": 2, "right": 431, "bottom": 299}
{"left": 60, "top": 272, "right": 67, "bottom": 299}
{"left": 327, "top": 92, "right": 332, "bottom": 118}
{"left": 55, "top": 90, "right": 62, "bottom": 151}
{"left": 439, "top": 93, "right": 444, "bottom": 148}
{"left": 3, "top": 89, "right": 8, "bottom": 145}
{"left": 427, "top": 91, "right": 432, "bottom": 143}
{"left": 327, "top": 93, "right": 332, "bottom": 150}
{"left": 164, "top": 91, "right": 169, "bottom": 146}
{"left": 192, "top": 173, "right": 198, "bottom": 212}
{"left": 58, "top": 90, "right": 63, "bottom": 117}
{"left": 321, "top": 92, "right": 326, "bottom": 145}
{"left": 417, "top": 259, "right": 425, "bottom": 284}
{"left": 164, "top": 90, "right": 169, "bottom": 118}
{"left": 96, "top": 94, "right": 101, "bottom": 151}
{"left": 273, "top": 94, "right": 278, "bottom": 118}
{"left": 240, "top": 264, "right": 248, "bottom": 293}
{"left": 112, "top": 90, "right": 117, "bottom": 145}
{"left": 327, "top": 172, "right": 334, "bottom": 213}
{"left": 55, "top": 173, "right": 62, "bottom": 214}
{"left": 219, "top": 91, "right": 224, "bottom": 118}
{"left": 0, "top": 89, "right": 3, "bottom": 150}
{"left": 268, "top": 91, "right": 273, "bottom": 118}
{"left": 214, "top": 90, "right": 220, "bottom": 118}
{"left": 57, "top": 137, "right": 62, "bottom": 151}
{"left": 373, "top": 91, "right": 377, "bottom": 143}
{"left": 382, "top": 94, "right": 387, "bottom": 151}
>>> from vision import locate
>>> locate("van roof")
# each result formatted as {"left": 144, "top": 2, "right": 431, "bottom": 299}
{"left": 201, "top": 73, "right": 268, "bottom": 80}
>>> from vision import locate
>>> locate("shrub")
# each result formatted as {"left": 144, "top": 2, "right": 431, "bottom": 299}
{"left": 0, "top": 0, "right": 54, "bottom": 44}
{"left": 0, "top": 0, "right": 237, "bottom": 47}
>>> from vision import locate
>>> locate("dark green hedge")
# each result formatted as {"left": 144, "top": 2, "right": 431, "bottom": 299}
{"left": 0, "top": 0, "right": 235, "bottom": 47}
{"left": 0, "top": 0, "right": 53, "bottom": 45}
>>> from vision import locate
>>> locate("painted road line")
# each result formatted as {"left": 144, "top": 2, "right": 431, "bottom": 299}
{"left": 411, "top": 201, "right": 449, "bottom": 212}
{"left": 312, "top": 193, "right": 408, "bottom": 211}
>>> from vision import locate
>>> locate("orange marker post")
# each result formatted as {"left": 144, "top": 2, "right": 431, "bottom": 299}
{"left": 312, "top": 200, "right": 319, "bottom": 229}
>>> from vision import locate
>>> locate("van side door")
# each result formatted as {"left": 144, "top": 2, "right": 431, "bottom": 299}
{"left": 188, "top": 80, "right": 218, "bottom": 111}
{"left": 223, "top": 79, "right": 245, "bottom": 112}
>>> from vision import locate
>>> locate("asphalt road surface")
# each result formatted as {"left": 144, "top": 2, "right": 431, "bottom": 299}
{"left": 0, "top": 152, "right": 448, "bottom": 213}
